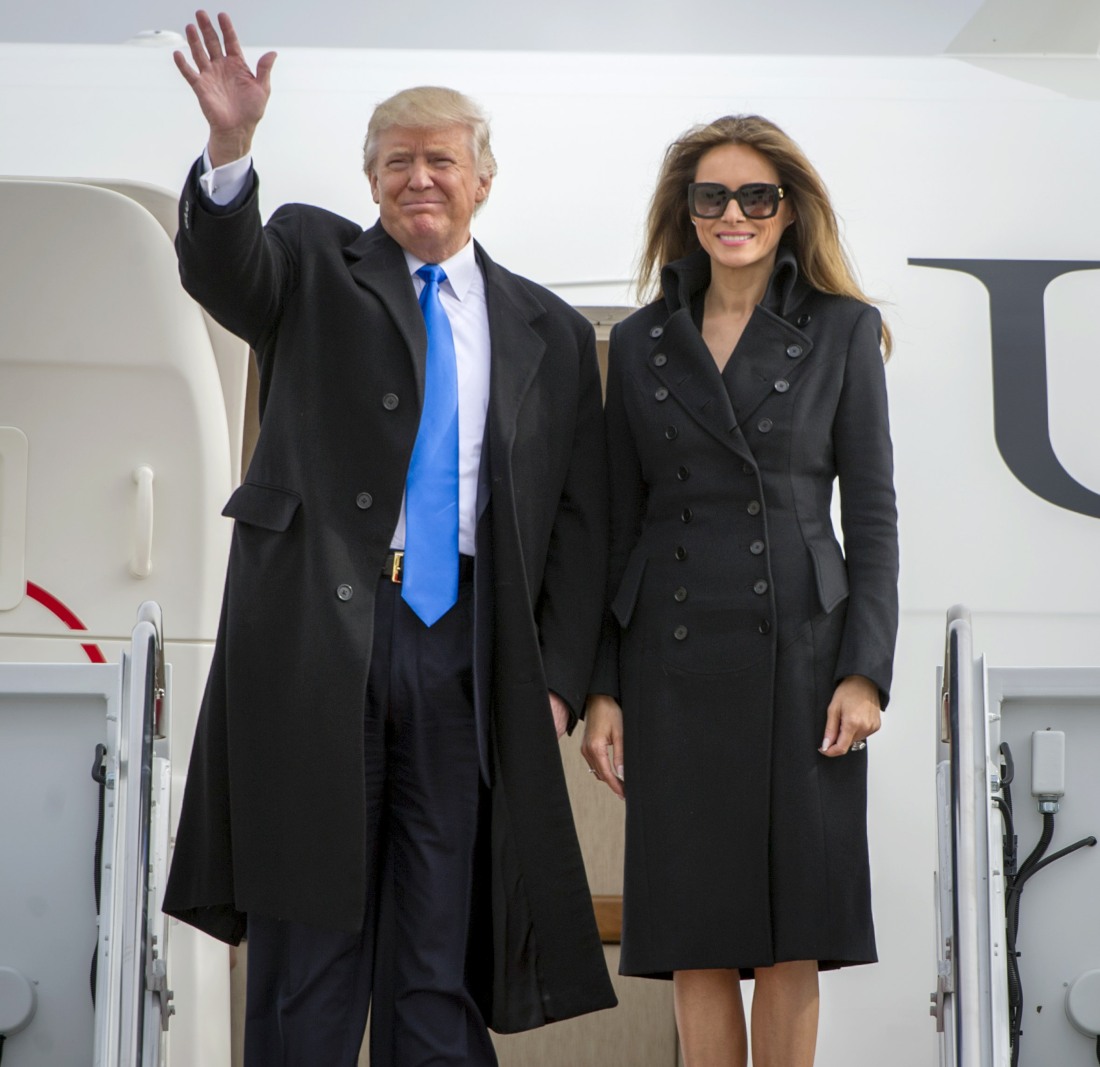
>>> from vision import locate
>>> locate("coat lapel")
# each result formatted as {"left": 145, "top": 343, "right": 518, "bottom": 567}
{"left": 723, "top": 305, "right": 815, "bottom": 425}
{"left": 649, "top": 308, "right": 756, "bottom": 466}
{"left": 477, "top": 243, "right": 547, "bottom": 470}
{"left": 343, "top": 221, "right": 428, "bottom": 404}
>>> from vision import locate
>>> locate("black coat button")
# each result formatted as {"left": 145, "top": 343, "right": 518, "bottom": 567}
{"left": 674, "top": 546, "right": 687, "bottom": 561}
{"left": 674, "top": 587, "right": 688, "bottom": 602}
{"left": 753, "top": 579, "right": 769, "bottom": 595}
{"left": 356, "top": 492, "right": 373, "bottom": 509}
{"left": 750, "top": 540, "right": 765, "bottom": 555}
{"left": 673, "top": 625, "right": 688, "bottom": 641}
{"left": 665, "top": 425, "right": 679, "bottom": 440}
{"left": 655, "top": 387, "right": 669, "bottom": 401}
{"left": 742, "top": 462, "right": 754, "bottom": 475}
{"left": 774, "top": 379, "right": 790, "bottom": 393}
{"left": 747, "top": 500, "right": 761, "bottom": 515}
{"left": 677, "top": 466, "right": 691, "bottom": 481}
{"left": 336, "top": 583, "right": 353, "bottom": 601}
{"left": 757, "top": 418, "right": 773, "bottom": 433}
{"left": 649, "top": 326, "right": 664, "bottom": 339}
{"left": 382, "top": 393, "right": 399, "bottom": 410}
{"left": 653, "top": 353, "right": 667, "bottom": 367}
{"left": 786, "top": 344, "right": 803, "bottom": 359}
{"left": 758, "top": 617, "right": 772, "bottom": 634}
{"left": 681, "top": 507, "right": 693, "bottom": 523}
{"left": 797, "top": 313, "right": 812, "bottom": 327}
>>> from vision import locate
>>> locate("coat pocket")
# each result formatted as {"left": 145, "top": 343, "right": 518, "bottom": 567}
{"left": 808, "top": 538, "right": 849, "bottom": 613}
{"left": 222, "top": 482, "right": 302, "bottom": 532}
{"left": 610, "top": 551, "right": 648, "bottom": 628}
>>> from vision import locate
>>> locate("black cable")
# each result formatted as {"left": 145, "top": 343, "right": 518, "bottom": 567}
{"left": 999, "top": 741, "right": 1015, "bottom": 786}
{"left": 1004, "top": 828, "right": 1097, "bottom": 1067}
{"left": 1017, "top": 813, "right": 1054, "bottom": 881}
{"left": 999, "top": 746, "right": 1019, "bottom": 879}
{"left": 994, "top": 797, "right": 1016, "bottom": 876}
{"left": 993, "top": 785, "right": 1024, "bottom": 1048}
{"left": 90, "top": 744, "right": 108, "bottom": 1004}
{"left": 1014, "top": 835, "right": 1097, "bottom": 892}
{"left": 997, "top": 744, "right": 1026, "bottom": 1066}
{"left": 1007, "top": 815, "right": 1056, "bottom": 1066}
{"left": 1006, "top": 813, "right": 1053, "bottom": 1067}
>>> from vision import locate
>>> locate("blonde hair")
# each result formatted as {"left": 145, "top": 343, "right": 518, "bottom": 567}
{"left": 362, "top": 86, "right": 497, "bottom": 184}
{"left": 638, "top": 115, "right": 890, "bottom": 357}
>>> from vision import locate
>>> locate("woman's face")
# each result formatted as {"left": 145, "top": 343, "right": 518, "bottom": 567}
{"left": 692, "top": 142, "right": 794, "bottom": 278}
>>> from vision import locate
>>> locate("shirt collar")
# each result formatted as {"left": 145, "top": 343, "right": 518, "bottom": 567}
{"left": 402, "top": 238, "right": 478, "bottom": 301}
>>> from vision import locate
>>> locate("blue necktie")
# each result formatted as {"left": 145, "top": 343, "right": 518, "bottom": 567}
{"left": 402, "top": 264, "right": 459, "bottom": 626}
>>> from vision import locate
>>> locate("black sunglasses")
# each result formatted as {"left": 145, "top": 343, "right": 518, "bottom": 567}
{"left": 688, "top": 182, "right": 786, "bottom": 220}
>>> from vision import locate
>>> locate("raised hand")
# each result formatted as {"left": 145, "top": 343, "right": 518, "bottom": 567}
{"left": 173, "top": 10, "right": 276, "bottom": 167}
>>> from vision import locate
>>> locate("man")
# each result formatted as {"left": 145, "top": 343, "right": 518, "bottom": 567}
{"left": 163, "top": 11, "right": 615, "bottom": 1065}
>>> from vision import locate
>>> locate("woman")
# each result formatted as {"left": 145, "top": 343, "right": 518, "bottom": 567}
{"left": 582, "top": 115, "right": 899, "bottom": 1067}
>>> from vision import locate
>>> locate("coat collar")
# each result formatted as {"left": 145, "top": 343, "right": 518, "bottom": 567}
{"left": 476, "top": 244, "right": 548, "bottom": 470}
{"left": 660, "top": 241, "right": 809, "bottom": 319}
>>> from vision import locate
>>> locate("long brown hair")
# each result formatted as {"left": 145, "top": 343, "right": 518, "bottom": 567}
{"left": 638, "top": 115, "right": 891, "bottom": 356}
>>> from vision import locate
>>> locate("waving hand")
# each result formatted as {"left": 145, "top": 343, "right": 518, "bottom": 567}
{"left": 173, "top": 11, "right": 276, "bottom": 166}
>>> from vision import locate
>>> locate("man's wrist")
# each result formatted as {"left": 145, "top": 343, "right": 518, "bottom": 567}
{"left": 206, "top": 133, "right": 255, "bottom": 170}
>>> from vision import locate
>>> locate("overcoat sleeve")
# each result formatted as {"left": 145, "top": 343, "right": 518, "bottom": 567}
{"left": 176, "top": 158, "right": 299, "bottom": 356}
{"left": 533, "top": 319, "right": 610, "bottom": 719}
{"left": 588, "top": 321, "right": 648, "bottom": 700}
{"left": 832, "top": 305, "right": 899, "bottom": 706}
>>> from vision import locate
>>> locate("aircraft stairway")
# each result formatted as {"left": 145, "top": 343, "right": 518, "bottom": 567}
{"left": 0, "top": 604, "right": 171, "bottom": 1066}
{"left": 933, "top": 606, "right": 1100, "bottom": 1066}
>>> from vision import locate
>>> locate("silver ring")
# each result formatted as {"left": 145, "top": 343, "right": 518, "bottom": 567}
{"left": 850, "top": 741, "right": 867, "bottom": 752}
{"left": 588, "top": 767, "right": 599, "bottom": 775}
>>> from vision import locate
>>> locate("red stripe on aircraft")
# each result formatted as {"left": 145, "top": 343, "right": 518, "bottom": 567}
{"left": 25, "top": 581, "right": 108, "bottom": 664}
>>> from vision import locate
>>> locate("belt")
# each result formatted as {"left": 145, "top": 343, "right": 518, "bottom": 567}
{"left": 382, "top": 551, "right": 475, "bottom": 584}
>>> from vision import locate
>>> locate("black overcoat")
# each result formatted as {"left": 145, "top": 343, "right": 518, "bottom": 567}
{"left": 590, "top": 246, "right": 899, "bottom": 977}
{"left": 163, "top": 163, "right": 616, "bottom": 1030}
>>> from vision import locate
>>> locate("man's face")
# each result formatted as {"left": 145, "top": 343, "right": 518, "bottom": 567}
{"left": 369, "top": 124, "right": 492, "bottom": 264}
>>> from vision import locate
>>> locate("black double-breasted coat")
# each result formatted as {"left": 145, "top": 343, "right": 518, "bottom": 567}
{"left": 162, "top": 163, "right": 616, "bottom": 1031}
{"left": 590, "top": 246, "right": 899, "bottom": 977}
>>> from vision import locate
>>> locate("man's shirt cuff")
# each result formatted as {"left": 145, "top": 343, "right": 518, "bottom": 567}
{"left": 199, "top": 148, "right": 253, "bottom": 205}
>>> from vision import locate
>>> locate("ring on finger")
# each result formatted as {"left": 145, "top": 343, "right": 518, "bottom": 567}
{"left": 850, "top": 740, "right": 867, "bottom": 752}
{"left": 588, "top": 767, "right": 599, "bottom": 775}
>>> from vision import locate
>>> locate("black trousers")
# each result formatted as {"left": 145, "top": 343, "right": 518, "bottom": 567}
{"left": 244, "top": 574, "right": 497, "bottom": 1067}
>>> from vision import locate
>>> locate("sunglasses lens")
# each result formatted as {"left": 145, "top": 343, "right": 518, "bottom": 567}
{"left": 690, "top": 183, "right": 780, "bottom": 219}
{"left": 740, "top": 184, "right": 778, "bottom": 218}
{"left": 690, "top": 183, "right": 729, "bottom": 218}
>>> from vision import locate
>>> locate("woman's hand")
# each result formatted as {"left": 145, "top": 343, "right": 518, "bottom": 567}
{"left": 581, "top": 695, "right": 625, "bottom": 799}
{"left": 173, "top": 11, "right": 277, "bottom": 166}
{"left": 819, "top": 674, "right": 881, "bottom": 757}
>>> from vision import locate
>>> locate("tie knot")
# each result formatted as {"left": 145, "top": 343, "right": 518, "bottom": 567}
{"left": 417, "top": 264, "right": 447, "bottom": 287}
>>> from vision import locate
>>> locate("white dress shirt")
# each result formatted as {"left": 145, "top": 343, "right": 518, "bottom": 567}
{"left": 199, "top": 152, "right": 492, "bottom": 556}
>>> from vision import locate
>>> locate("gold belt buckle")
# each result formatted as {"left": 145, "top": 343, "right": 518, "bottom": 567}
{"left": 390, "top": 551, "right": 404, "bottom": 584}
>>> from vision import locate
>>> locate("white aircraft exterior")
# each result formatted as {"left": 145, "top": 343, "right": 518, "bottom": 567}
{"left": 2, "top": 6, "right": 1099, "bottom": 1063}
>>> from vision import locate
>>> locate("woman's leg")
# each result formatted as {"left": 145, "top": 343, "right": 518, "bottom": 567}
{"left": 673, "top": 968, "right": 748, "bottom": 1067}
{"left": 750, "top": 959, "right": 820, "bottom": 1067}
